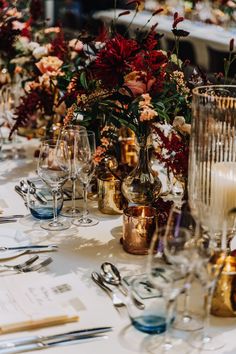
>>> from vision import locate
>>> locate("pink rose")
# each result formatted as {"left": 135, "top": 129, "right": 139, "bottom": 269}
{"left": 123, "top": 71, "right": 156, "bottom": 97}
{"left": 69, "top": 39, "right": 83, "bottom": 52}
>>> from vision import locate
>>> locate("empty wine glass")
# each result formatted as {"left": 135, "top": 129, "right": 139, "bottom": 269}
{"left": 188, "top": 200, "right": 227, "bottom": 351}
{"left": 167, "top": 203, "right": 203, "bottom": 332}
{"left": 37, "top": 139, "right": 70, "bottom": 231}
{"left": 59, "top": 125, "right": 86, "bottom": 217}
{"left": 146, "top": 226, "right": 192, "bottom": 354}
{"left": 73, "top": 130, "right": 99, "bottom": 227}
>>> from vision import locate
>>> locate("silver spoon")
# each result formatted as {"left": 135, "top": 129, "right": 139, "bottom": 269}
{"left": 100, "top": 262, "right": 145, "bottom": 310}
{"left": 101, "top": 262, "right": 128, "bottom": 295}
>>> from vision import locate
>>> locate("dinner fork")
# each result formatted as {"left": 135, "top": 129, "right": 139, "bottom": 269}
{"left": 20, "top": 257, "right": 53, "bottom": 272}
{"left": 91, "top": 271, "right": 126, "bottom": 308}
{"left": 0, "top": 255, "right": 39, "bottom": 272}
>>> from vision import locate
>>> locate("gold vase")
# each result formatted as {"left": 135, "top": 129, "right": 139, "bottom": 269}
{"left": 98, "top": 174, "right": 127, "bottom": 215}
{"left": 211, "top": 255, "right": 236, "bottom": 317}
{"left": 119, "top": 127, "right": 138, "bottom": 167}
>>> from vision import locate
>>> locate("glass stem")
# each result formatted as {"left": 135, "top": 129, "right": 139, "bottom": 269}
{"left": 182, "top": 273, "right": 192, "bottom": 319}
{"left": 82, "top": 183, "right": 88, "bottom": 222}
{"left": 203, "top": 284, "right": 214, "bottom": 341}
{"left": 52, "top": 188, "right": 58, "bottom": 225}
{"left": 71, "top": 178, "right": 76, "bottom": 213}
{"left": 164, "top": 296, "right": 176, "bottom": 348}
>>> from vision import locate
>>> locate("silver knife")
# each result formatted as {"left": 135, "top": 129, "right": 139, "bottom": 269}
{"left": 0, "top": 245, "right": 58, "bottom": 251}
{"left": 0, "top": 333, "right": 109, "bottom": 353}
{"left": 0, "top": 326, "right": 112, "bottom": 348}
{"left": 0, "top": 220, "right": 17, "bottom": 224}
{"left": 0, "top": 215, "right": 24, "bottom": 219}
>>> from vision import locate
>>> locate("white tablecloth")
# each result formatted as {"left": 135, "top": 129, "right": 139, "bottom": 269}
{"left": 0, "top": 138, "right": 236, "bottom": 354}
{"left": 93, "top": 9, "right": 236, "bottom": 70}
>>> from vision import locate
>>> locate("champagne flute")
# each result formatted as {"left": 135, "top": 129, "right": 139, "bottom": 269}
{"left": 73, "top": 131, "right": 99, "bottom": 227}
{"left": 37, "top": 139, "right": 70, "bottom": 231}
{"left": 59, "top": 125, "right": 86, "bottom": 217}
{"left": 146, "top": 226, "right": 192, "bottom": 354}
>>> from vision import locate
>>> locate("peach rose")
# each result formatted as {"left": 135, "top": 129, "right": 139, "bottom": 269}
{"left": 44, "top": 27, "right": 61, "bottom": 34}
{"left": 69, "top": 39, "right": 83, "bottom": 52}
{"left": 36, "top": 56, "right": 63, "bottom": 76}
{"left": 124, "top": 71, "right": 156, "bottom": 97}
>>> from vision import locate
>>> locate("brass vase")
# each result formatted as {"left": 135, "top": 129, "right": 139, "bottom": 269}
{"left": 211, "top": 255, "right": 236, "bottom": 317}
{"left": 121, "top": 135, "right": 162, "bottom": 205}
{"left": 98, "top": 173, "right": 127, "bottom": 215}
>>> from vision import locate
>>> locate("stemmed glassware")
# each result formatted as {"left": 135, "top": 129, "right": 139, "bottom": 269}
{"left": 187, "top": 85, "right": 236, "bottom": 350}
{"left": 73, "top": 130, "right": 99, "bottom": 227}
{"left": 59, "top": 125, "right": 86, "bottom": 217}
{"left": 37, "top": 139, "right": 70, "bottom": 231}
{"left": 188, "top": 199, "right": 227, "bottom": 351}
{"left": 146, "top": 225, "right": 193, "bottom": 354}
{"left": 167, "top": 204, "right": 203, "bottom": 332}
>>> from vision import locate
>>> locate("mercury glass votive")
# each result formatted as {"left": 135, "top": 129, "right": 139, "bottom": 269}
{"left": 123, "top": 206, "right": 157, "bottom": 255}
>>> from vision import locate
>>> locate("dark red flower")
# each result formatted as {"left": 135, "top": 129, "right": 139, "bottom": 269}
{"left": 51, "top": 28, "right": 68, "bottom": 60}
{"left": 93, "top": 34, "right": 138, "bottom": 87}
{"left": 230, "top": 38, "right": 234, "bottom": 52}
{"left": 172, "top": 29, "right": 189, "bottom": 37}
{"left": 30, "top": 0, "right": 43, "bottom": 22}
{"left": 173, "top": 16, "right": 184, "bottom": 28}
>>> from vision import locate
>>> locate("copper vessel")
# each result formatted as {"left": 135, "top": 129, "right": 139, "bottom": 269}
{"left": 211, "top": 255, "right": 236, "bottom": 317}
{"left": 123, "top": 206, "right": 157, "bottom": 255}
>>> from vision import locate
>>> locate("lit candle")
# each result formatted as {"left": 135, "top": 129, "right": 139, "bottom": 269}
{"left": 211, "top": 162, "right": 236, "bottom": 230}
{"left": 123, "top": 206, "right": 157, "bottom": 255}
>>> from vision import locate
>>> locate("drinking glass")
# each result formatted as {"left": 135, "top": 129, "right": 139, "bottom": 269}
{"left": 187, "top": 86, "right": 235, "bottom": 350}
{"left": 73, "top": 131, "right": 99, "bottom": 227}
{"left": 146, "top": 226, "right": 192, "bottom": 354}
{"left": 167, "top": 204, "right": 203, "bottom": 331}
{"left": 37, "top": 139, "right": 70, "bottom": 231}
{"left": 59, "top": 125, "right": 86, "bottom": 217}
{"left": 188, "top": 200, "right": 227, "bottom": 351}
{"left": 188, "top": 85, "right": 236, "bottom": 247}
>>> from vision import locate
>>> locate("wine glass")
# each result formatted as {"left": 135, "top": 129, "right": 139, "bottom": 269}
{"left": 37, "top": 139, "right": 70, "bottom": 231}
{"left": 73, "top": 130, "right": 99, "bottom": 227}
{"left": 167, "top": 203, "right": 203, "bottom": 332}
{"left": 188, "top": 199, "right": 227, "bottom": 351}
{"left": 59, "top": 125, "right": 86, "bottom": 217}
{"left": 146, "top": 226, "right": 192, "bottom": 354}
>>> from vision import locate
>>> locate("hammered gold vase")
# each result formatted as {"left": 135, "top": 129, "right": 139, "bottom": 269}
{"left": 98, "top": 174, "right": 127, "bottom": 215}
{"left": 211, "top": 255, "right": 236, "bottom": 317}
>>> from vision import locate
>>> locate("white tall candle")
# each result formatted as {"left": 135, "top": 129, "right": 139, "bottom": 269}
{"left": 211, "top": 162, "right": 236, "bottom": 230}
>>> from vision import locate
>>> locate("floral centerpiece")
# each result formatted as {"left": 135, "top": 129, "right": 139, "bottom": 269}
{"left": 0, "top": 0, "right": 44, "bottom": 85}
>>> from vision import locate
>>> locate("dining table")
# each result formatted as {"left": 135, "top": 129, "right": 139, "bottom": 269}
{"left": 0, "top": 136, "right": 236, "bottom": 354}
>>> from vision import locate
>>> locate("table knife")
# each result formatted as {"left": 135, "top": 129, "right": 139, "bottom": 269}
{"left": 0, "top": 333, "right": 109, "bottom": 353}
{"left": 0, "top": 326, "right": 112, "bottom": 348}
{"left": 0, "top": 219, "right": 17, "bottom": 224}
{"left": 0, "top": 215, "right": 24, "bottom": 219}
{"left": 0, "top": 245, "right": 58, "bottom": 252}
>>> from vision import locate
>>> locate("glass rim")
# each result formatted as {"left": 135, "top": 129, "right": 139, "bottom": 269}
{"left": 123, "top": 205, "right": 157, "bottom": 218}
{"left": 192, "top": 85, "right": 236, "bottom": 101}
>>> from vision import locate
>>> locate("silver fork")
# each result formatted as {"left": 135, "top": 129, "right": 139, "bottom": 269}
{"left": 19, "top": 257, "right": 53, "bottom": 273}
{"left": 91, "top": 272, "right": 126, "bottom": 308}
{"left": 0, "top": 255, "right": 39, "bottom": 272}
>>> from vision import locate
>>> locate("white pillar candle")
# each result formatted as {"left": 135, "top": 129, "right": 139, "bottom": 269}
{"left": 211, "top": 162, "right": 236, "bottom": 230}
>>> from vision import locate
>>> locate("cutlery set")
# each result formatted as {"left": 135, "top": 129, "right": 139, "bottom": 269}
{"left": 91, "top": 262, "right": 145, "bottom": 310}
{"left": 0, "top": 326, "right": 112, "bottom": 353}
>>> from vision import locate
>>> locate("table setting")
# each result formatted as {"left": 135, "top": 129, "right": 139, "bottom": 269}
{"left": 0, "top": 1, "right": 236, "bottom": 353}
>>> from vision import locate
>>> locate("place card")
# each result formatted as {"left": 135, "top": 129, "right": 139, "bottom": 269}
{"left": 0, "top": 273, "right": 84, "bottom": 333}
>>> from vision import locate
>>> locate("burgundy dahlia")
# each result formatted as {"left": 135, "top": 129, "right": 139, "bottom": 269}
{"left": 93, "top": 34, "right": 138, "bottom": 87}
